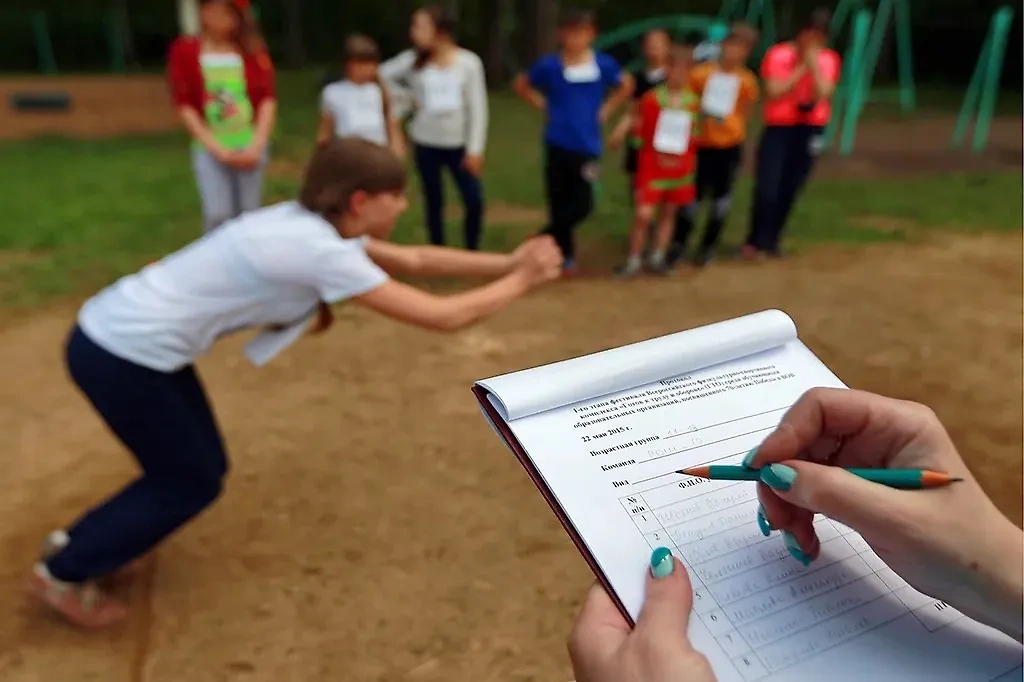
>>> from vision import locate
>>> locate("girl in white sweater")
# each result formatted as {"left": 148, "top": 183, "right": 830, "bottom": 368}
{"left": 381, "top": 5, "right": 489, "bottom": 250}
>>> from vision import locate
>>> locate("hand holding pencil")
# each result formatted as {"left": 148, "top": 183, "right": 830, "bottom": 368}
{"left": 728, "top": 388, "right": 1023, "bottom": 642}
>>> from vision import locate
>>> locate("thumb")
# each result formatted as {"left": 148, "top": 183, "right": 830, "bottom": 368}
{"left": 634, "top": 548, "right": 697, "bottom": 647}
{"left": 761, "top": 461, "right": 910, "bottom": 532}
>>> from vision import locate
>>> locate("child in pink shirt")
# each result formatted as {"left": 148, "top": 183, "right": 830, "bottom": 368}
{"left": 744, "top": 8, "right": 841, "bottom": 258}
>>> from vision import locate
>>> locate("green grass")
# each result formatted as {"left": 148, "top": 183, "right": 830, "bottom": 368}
{"left": 0, "top": 70, "right": 1020, "bottom": 309}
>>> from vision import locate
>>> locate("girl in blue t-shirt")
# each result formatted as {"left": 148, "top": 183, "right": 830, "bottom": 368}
{"left": 513, "top": 9, "right": 632, "bottom": 274}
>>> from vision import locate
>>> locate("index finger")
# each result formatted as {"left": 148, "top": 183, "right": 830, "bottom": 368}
{"left": 749, "top": 389, "right": 869, "bottom": 461}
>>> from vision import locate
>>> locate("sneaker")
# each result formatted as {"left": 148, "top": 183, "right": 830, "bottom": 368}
{"left": 41, "top": 529, "right": 145, "bottom": 587}
{"left": 614, "top": 260, "right": 643, "bottom": 279}
{"left": 647, "top": 260, "right": 671, "bottom": 276}
{"left": 665, "top": 243, "right": 686, "bottom": 267}
{"left": 26, "top": 563, "right": 128, "bottom": 629}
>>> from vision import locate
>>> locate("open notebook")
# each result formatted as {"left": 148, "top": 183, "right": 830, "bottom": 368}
{"left": 473, "top": 310, "right": 1021, "bottom": 681}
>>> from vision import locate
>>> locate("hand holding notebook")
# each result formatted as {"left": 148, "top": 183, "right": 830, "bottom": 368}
{"left": 474, "top": 310, "right": 1022, "bottom": 681}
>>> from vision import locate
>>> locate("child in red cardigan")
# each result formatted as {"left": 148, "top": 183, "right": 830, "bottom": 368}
{"left": 167, "top": 0, "right": 277, "bottom": 232}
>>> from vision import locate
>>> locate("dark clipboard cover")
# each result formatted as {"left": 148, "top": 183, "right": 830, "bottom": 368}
{"left": 472, "top": 384, "right": 636, "bottom": 628}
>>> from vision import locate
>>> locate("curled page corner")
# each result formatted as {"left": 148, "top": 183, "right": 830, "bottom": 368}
{"left": 476, "top": 309, "right": 798, "bottom": 422}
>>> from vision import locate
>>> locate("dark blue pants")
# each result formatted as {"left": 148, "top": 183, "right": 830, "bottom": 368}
{"left": 543, "top": 143, "right": 596, "bottom": 262}
{"left": 414, "top": 144, "right": 485, "bottom": 250}
{"left": 746, "top": 125, "right": 824, "bottom": 254}
{"left": 46, "top": 325, "right": 228, "bottom": 583}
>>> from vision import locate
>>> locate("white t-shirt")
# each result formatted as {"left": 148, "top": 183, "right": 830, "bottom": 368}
{"left": 320, "top": 80, "right": 389, "bottom": 146}
{"left": 379, "top": 48, "right": 489, "bottom": 155}
{"left": 78, "top": 202, "right": 389, "bottom": 372}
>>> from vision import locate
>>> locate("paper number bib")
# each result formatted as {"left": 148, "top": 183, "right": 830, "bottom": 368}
{"left": 421, "top": 67, "right": 462, "bottom": 113}
{"left": 653, "top": 110, "right": 692, "bottom": 155}
{"left": 701, "top": 72, "right": 741, "bottom": 119}
{"left": 563, "top": 60, "right": 600, "bottom": 83}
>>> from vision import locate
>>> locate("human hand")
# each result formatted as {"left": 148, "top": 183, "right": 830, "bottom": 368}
{"left": 462, "top": 153, "right": 484, "bottom": 177}
{"left": 748, "top": 388, "right": 1024, "bottom": 641}
{"left": 513, "top": 235, "right": 563, "bottom": 286}
{"left": 569, "top": 548, "right": 717, "bottom": 682}
{"left": 231, "top": 145, "right": 263, "bottom": 170}
{"left": 802, "top": 44, "right": 821, "bottom": 67}
{"left": 210, "top": 144, "right": 236, "bottom": 166}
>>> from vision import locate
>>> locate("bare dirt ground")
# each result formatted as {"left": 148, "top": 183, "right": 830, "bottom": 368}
{"left": 0, "top": 230, "right": 1021, "bottom": 682}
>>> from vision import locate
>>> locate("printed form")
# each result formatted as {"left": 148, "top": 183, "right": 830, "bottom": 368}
{"left": 476, "top": 311, "right": 1021, "bottom": 681}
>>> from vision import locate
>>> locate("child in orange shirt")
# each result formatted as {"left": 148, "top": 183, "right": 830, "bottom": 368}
{"left": 671, "top": 22, "right": 760, "bottom": 267}
{"left": 617, "top": 45, "right": 699, "bottom": 277}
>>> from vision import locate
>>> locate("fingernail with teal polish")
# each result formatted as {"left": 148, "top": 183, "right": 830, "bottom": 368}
{"left": 783, "top": 531, "right": 812, "bottom": 567}
{"left": 741, "top": 447, "right": 759, "bottom": 468}
{"left": 756, "top": 504, "right": 772, "bottom": 537}
{"left": 650, "top": 547, "right": 674, "bottom": 579}
{"left": 761, "top": 463, "right": 797, "bottom": 491}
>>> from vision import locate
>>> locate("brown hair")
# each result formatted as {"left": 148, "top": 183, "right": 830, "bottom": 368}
{"left": 343, "top": 34, "right": 391, "bottom": 122}
{"left": 299, "top": 138, "right": 407, "bottom": 221}
{"left": 413, "top": 5, "right": 458, "bottom": 69}
{"left": 727, "top": 21, "right": 760, "bottom": 45}
{"left": 199, "top": 0, "right": 266, "bottom": 56}
{"left": 558, "top": 8, "right": 597, "bottom": 30}
{"left": 802, "top": 7, "right": 832, "bottom": 35}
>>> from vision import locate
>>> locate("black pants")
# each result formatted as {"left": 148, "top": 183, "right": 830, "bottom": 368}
{"left": 673, "top": 145, "right": 743, "bottom": 253}
{"left": 46, "top": 325, "right": 228, "bottom": 583}
{"left": 746, "top": 125, "right": 824, "bottom": 253}
{"left": 414, "top": 144, "right": 485, "bottom": 250}
{"left": 542, "top": 144, "right": 596, "bottom": 262}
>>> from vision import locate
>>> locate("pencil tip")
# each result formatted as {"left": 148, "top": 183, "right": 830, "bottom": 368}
{"left": 950, "top": 477, "right": 964, "bottom": 483}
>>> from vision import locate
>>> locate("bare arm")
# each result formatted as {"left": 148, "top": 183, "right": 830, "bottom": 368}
{"left": 513, "top": 72, "right": 546, "bottom": 111}
{"left": 600, "top": 72, "right": 635, "bottom": 123}
{"left": 807, "top": 55, "right": 837, "bottom": 100}
{"left": 366, "top": 239, "right": 515, "bottom": 279}
{"left": 609, "top": 100, "right": 639, "bottom": 149}
{"left": 316, "top": 113, "right": 335, "bottom": 147}
{"left": 177, "top": 106, "right": 227, "bottom": 157}
{"left": 250, "top": 99, "right": 277, "bottom": 154}
{"left": 353, "top": 273, "right": 531, "bottom": 332}
{"left": 764, "top": 64, "right": 807, "bottom": 99}
{"left": 387, "top": 118, "right": 406, "bottom": 158}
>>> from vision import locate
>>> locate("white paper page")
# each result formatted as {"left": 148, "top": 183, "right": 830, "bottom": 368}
{"left": 702, "top": 72, "right": 742, "bottom": 119}
{"left": 653, "top": 110, "right": 693, "bottom": 155}
{"left": 479, "top": 309, "right": 797, "bottom": 422}
{"left": 495, "top": 342, "right": 1021, "bottom": 681}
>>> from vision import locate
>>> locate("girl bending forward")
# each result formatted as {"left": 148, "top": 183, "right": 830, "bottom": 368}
{"left": 28, "top": 137, "right": 562, "bottom": 629}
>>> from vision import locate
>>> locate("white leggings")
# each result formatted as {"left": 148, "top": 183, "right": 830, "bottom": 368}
{"left": 191, "top": 147, "right": 267, "bottom": 233}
